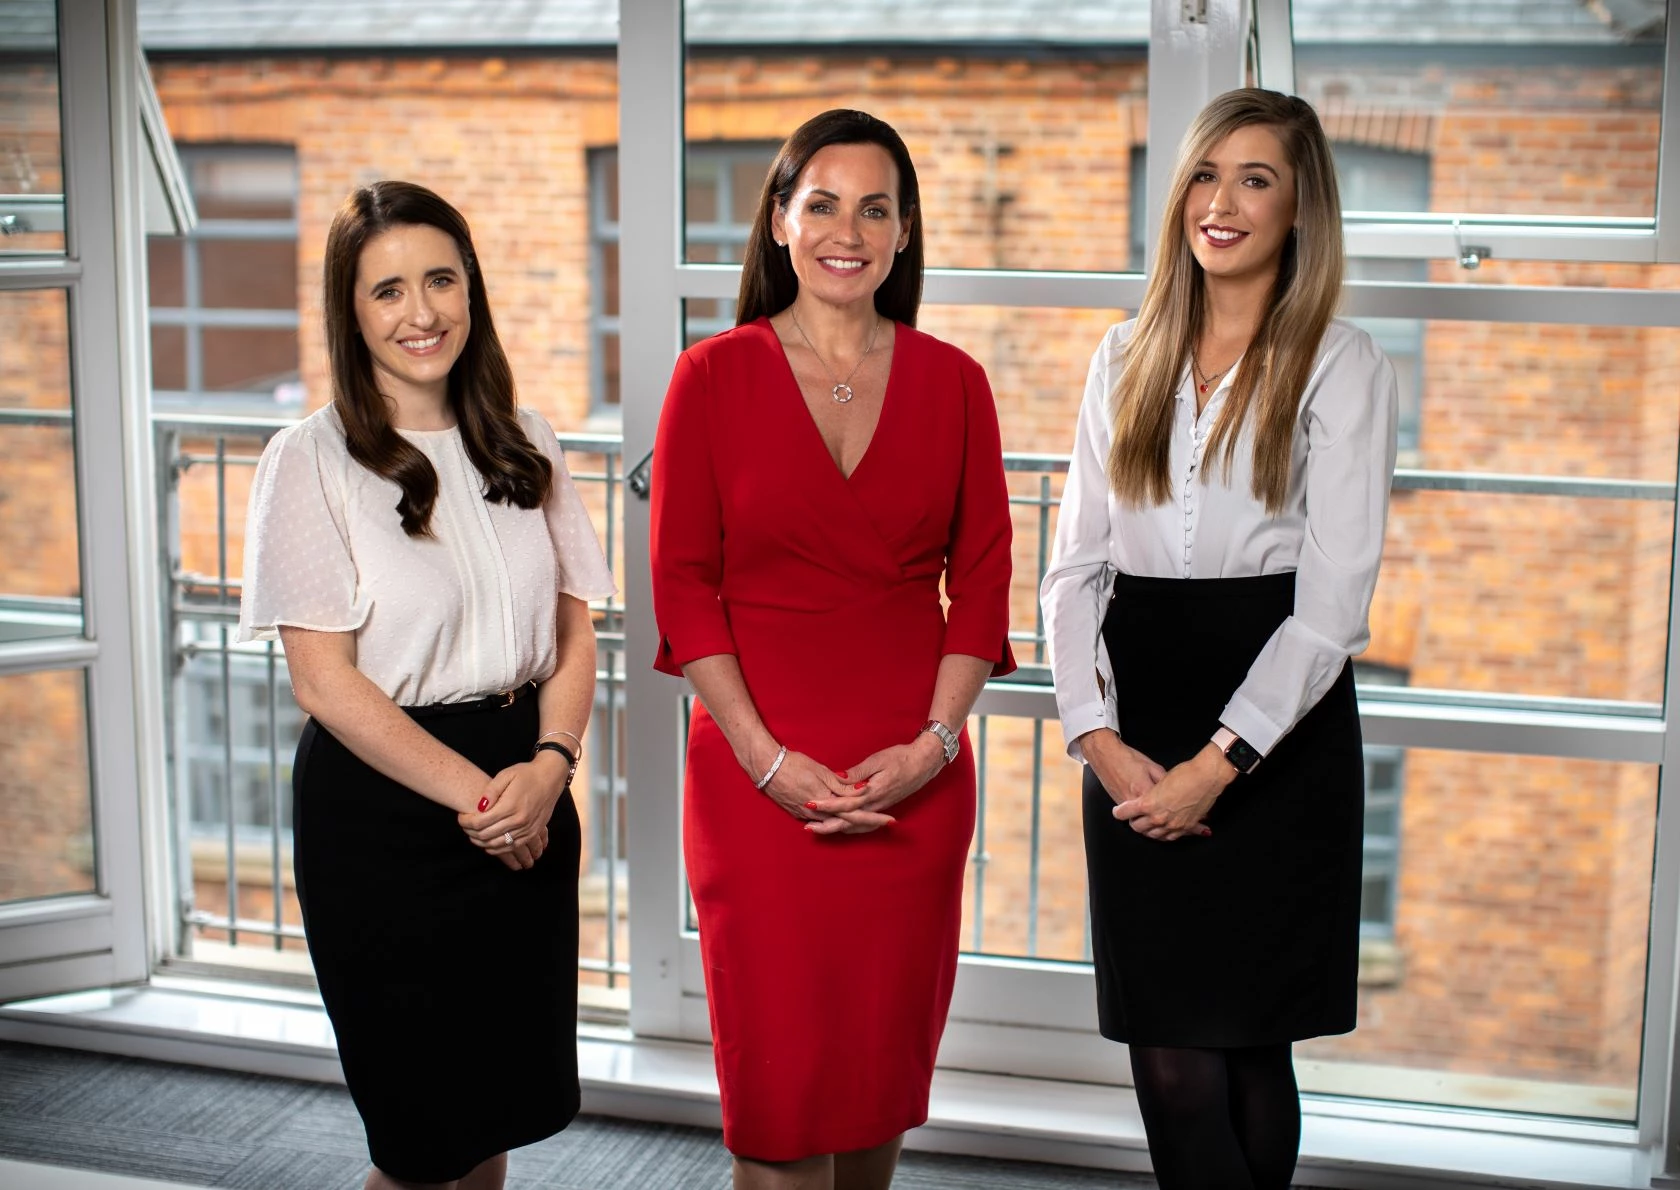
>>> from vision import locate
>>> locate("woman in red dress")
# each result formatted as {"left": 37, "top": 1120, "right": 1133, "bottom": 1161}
{"left": 650, "top": 109, "right": 1015, "bottom": 1189}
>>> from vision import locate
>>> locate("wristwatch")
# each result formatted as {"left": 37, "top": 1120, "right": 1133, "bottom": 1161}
{"left": 1211, "top": 726, "right": 1262, "bottom": 775}
{"left": 920, "top": 720, "right": 961, "bottom": 765}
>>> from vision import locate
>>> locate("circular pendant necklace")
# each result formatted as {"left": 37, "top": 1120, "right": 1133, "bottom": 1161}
{"left": 790, "top": 308, "right": 883, "bottom": 404}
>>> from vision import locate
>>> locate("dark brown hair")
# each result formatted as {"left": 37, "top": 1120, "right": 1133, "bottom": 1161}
{"left": 323, "top": 181, "right": 551, "bottom": 537}
{"left": 735, "top": 109, "right": 924, "bottom": 327}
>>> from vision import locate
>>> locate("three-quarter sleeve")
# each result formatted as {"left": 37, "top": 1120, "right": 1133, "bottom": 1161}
{"left": 650, "top": 351, "right": 738, "bottom": 676}
{"left": 1219, "top": 330, "right": 1399, "bottom": 755}
{"left": 235, "top": 422, "right": 369, "bottom": 642}
{"left": 519, "top": 408, "right": 617, "bottom": 602}
{"left": 941, "top": 354, "right": 1017, "bottom": 676}
{"left": 1041, "top": 327, "right": 1124, "bottom": 762}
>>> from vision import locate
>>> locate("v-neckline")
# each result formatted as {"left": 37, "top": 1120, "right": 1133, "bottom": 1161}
{"left": 763, "top": 316, "right": 900, "bottom": 484}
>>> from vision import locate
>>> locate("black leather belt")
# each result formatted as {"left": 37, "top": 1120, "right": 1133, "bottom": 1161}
{"left": 404, "top": 680, "right": 537, "bottom": 720}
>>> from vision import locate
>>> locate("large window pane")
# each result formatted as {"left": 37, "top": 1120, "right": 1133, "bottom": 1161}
{"left": 0, "top": 668, "right": 94, "bottom": 903}
{"left": 1294, "top": 0, "right": 1666, "bottom": 221}
{"left": 0, "top": 288, "right": 82, "bottom": 642}
{"left": 1300, "top": 751, "right": 1657, "bottom": 1123}
{"left": 682, "top": 10, "right": 1149, "bottom": 271}
{"left": 0, "top": 0, "right": 64, "bottom": 254}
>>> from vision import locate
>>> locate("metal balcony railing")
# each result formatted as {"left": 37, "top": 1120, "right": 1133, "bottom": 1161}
{"left": 147, "top": 408, "right": 1678, "bottom": 988}
{"left": 154, "top": 414, "right": 628, "bottom": 994}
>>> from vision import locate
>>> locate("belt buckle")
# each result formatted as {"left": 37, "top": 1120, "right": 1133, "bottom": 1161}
{"left": 500, "top": 689, "right": 517, "bottom": 708}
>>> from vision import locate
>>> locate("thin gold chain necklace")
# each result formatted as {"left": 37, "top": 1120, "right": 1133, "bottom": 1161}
{"left": 790, "top": 308, "right": 883, "bottom": 405}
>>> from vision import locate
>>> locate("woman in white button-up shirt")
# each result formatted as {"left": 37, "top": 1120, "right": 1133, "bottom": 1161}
{"left": 238, "top": 183, "right": 614, "bottom": 1190}
{"left": 1041, "top": 91, "right": 1397, "bottom": 1190}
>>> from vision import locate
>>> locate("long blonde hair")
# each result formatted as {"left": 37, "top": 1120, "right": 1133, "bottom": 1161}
{"left": 1108, "top": 89, "right": 1343, "bottom": 514}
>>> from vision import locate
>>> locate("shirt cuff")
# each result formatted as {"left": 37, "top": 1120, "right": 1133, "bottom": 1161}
{"left": 1217, "top": 692, "right": 1286, "bottom": 758}
{"left": 1061, "top": 701, "right": 1116, "bottom": 763}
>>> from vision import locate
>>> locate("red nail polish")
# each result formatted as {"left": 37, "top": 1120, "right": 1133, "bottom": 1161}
{"left": 804, "top": 801, "right": 819, "bottom": 810}
{"left": 837, "top": 770, "right": 849, "bottom": 779}
{"left": 854, "top": 782, "right": 867, "bottom": 790}
{"left": 477, "top": 797, "right": 490, "bottom": 812}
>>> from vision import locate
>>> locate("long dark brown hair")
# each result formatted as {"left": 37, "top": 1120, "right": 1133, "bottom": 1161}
{"left": 323, "top": 181, "right": 551, "bottom": 537}
{"left": 1110, "top": 89, "right": 1344, "bottom": 514}
{"left": 735, "top": 109, "right": 924, "bottom": 327}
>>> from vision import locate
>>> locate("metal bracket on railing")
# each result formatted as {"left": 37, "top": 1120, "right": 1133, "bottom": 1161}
{"left": 0, "top": 214, "right": 27, "bottom": 235}
{"left": 627, "top": 448, "right": 654, "bottom": 500}
{"left": 1453, "top": 219, "right": 1492, "bottom": 270}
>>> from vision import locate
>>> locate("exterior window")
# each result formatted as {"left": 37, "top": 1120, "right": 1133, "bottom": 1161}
{"left": 1355, "top": 662, "right": 1408, "bottom": 939}
{"left": 590, "top": 142, "right": 777, "bottom": 411}
{"left": 181, "top": 645, "right": 306, "bottom": 840}
{"left": 1337, "top": 144, "right": 1429, "bottom": 457}
{"left": 1128, "top": 145, "right": 1147, "bottom": 272}
{"left": 147, "top": 146, "right": 301, "bottom": 412}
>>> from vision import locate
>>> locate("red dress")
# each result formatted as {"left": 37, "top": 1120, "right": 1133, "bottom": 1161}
{"left": 650, "top": 318, "right": 1015, "bottom": 1161}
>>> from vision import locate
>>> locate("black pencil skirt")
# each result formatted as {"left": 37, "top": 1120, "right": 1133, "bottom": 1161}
{"left": 1083, "top": 571, "right": 1365, "bottom": 1048}
{"left": 292, "top": 692, "right": 581, "bottom": 1182}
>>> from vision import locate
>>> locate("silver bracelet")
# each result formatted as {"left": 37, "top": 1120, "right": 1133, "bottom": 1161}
{"left": 754, "top": 744, "right": 788, "bottom": 791}
{"left": 536, "top": 729, "right": 584, "bottom": 762}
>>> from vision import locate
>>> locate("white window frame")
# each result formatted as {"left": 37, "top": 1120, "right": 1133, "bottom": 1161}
{"left": 619, "top": 0, "right": 1680, "bottom": 1176}
{"left": 0, "top": 0, "right": 173, "bottom": 1003}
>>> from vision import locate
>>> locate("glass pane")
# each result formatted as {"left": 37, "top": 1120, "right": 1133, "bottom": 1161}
{"left": 198, "top": 239, "right": 297, "bottom": 310}
{"left": 0, "top": 668, "right": 94, "bottom": 902}
{"left": 0, "top": 289, "right": 82, "bottom": 641}
{"left": 0, "top": 0, "right": 64, "bottom": 254}
{"left": 184, "top": 150, "right": 297, "bottom": 221}
{"left": 199, "top": 327, "right": 301, "bottom": 395}
{"left": 683, "top": 12, "right": 1148, "bottom": 270}
{"left": 1302, "top": 750, "right": 1656, "bottom": 1122}
{"left": 1294, "top": 1, "right": 1665, "bottom": 220}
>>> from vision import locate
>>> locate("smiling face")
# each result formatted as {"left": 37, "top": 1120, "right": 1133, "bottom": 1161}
{"left": 1181, "top": 123, "right": 1299, "bottom": 286}
{"left": 352, "top": 222, "right": 471, "bottom": 410}
{"left": 771, "top": 141, "right": 912, "bottom": 312}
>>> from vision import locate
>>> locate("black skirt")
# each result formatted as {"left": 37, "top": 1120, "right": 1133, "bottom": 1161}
{"left": 292, "top": 693, "right": 581, "bottom": 1182}
{"left": 1083, "top": 571, "right": 1364, "bottom": 1048}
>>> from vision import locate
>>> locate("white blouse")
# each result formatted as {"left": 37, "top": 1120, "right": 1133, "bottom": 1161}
{"left": 236, "top": 404, "right": 616, "bottom": 707}
{"left": 1040, "top": 318, "right": 1398, "bottom": 762}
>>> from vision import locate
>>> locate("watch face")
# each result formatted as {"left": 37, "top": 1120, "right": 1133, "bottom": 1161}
{"left": 1227, "top": 738, "right": 1262, "bottom": 774}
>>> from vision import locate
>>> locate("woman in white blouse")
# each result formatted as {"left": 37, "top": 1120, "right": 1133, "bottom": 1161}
{"left": 1041, "top": 90, "right": 1397, "bottom": 1189}
{"left": 237, "top": 181, "right": 614, "bottom": 1190}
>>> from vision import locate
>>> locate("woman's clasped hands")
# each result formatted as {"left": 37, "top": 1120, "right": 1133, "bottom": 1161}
{"left": 1081, "top": 728, "right": 1229, "bottom": 843}
{"left": 456, "top": 748, "right": 573, "bottom": 870}
{"left": 751, "top": 735, "right": 948, "bottom": 837}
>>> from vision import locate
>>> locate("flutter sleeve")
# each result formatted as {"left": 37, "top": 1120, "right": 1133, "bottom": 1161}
{"left": 235, "top": 420, "right": 369, "bottom": 642}
{"left": 519, "top": 407, "right": 617, "bottom": 602}
{"left": 942, "top": 351, "right": 1017, "bottom": 676}
{"left": 649, "top": 350, "right": 738, "bottom": 676}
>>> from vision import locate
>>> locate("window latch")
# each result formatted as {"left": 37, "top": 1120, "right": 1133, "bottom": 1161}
{"left": 1182, "top": 0, "right": 1209, "bottom": 22}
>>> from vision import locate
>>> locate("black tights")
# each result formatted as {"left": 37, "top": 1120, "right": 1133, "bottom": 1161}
{"left": 1129, "top": 1043, "right": 1300, "bottom": 1190}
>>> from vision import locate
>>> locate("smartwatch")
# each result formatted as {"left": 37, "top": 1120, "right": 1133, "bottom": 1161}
{"left": 920, "top": 720, "right": 961, "bottom": 765}
{"left": 1211, "top": 726, "right": 1262, "bottom": 775}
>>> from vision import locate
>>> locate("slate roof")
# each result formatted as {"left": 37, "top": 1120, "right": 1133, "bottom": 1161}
{"left": 0, "top": 0, "right": 1667, "bottom": 55}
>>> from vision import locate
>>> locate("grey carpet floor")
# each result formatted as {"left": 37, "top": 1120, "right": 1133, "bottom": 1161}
{"left": 0, "top": 1042, "right": 1160, "bottom": 1188}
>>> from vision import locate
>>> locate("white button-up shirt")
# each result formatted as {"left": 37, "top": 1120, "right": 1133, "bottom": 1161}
{"left": 1040, "top": 318, "right": 1398, "bottom": 761}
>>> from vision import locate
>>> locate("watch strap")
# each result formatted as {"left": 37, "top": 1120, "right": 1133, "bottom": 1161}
{"left": 921, "top": 719, "right": 960, "bottom": 764}
{"left": 1211, "top": 726, "right": 1261, "bottom": 775}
